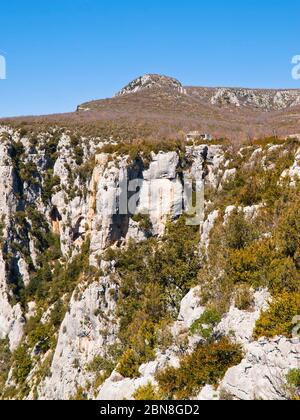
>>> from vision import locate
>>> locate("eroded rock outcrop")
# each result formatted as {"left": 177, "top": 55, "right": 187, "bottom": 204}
{"left": 0, "top": 125, "right": 299, "bottom": 401}
{"left": 116, "top": 74, "right": 185, "bottom": 96}
{"left": 39, "top": 276, "right": 118, "bottom": 400}
{"left": 215, "top": 289, "right": 271, "bottom": 346}
{"left": 219, "top": 337, "right": 300, "bottom": 400}
{"left": 210, "top": 88, "right": 300, "bottom": 111}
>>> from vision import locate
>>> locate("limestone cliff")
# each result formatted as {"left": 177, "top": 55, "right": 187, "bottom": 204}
{"left": 0, "top": 124, "right": 299, "bottom": 401}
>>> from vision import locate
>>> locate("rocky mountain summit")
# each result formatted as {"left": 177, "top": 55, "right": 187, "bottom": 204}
{"left": 0, "top": 119, "right": 299, "bottom": 400}
{"left": 116, "top": 74, "right": 186, "bottom": 96}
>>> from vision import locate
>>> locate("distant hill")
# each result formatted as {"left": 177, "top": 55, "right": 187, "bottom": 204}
{"left": 2, "top": 74, "right": 300, "bottom": 142}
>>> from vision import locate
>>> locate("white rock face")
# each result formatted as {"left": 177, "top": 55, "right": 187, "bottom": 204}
{"left": 200, "top": 210, "right": 219, "bottom": 249}
{"left": 211, "top": 88, "right": 241, "bottom": 107}
{"left": 172, "top": 286, "right": 205, "bottom": 336}
{"left": 98, "top": 371, "right": 154, "bottom": 401}
{"left": 250, "top": 147, "right": 263, "bottom": 161}
{"left": 89, "top": 155, "right": 129, "bottom": 263}
{"left": 0, "top": 262, "right": 25, "bottom": 351}
{"left": 39, "top": 277, "right": 118, "bottom": 400}
{"left": 137, "top": 152, "right": 182, "bottom": 236}
{"left": 186, "top": 144, "right": 225, "bottom": 190}
{"left": 210, "top": 88, "right": 300, "bottom": 110}
{"left": 1, "top": 125, "right": 298, "bottom": 402}
{"left": 0, "top": 130, "right": 221, "bottom": 398}
{"left": 51, "top": 134, "right": 90, "bottom": 256}
{"left": 216, "top": 289, "right": 271, "bottom": 346}
{"left": 89, "top": 151, "right": 183, "bottom": 262}
{"left": 220, "top": 168, "right": 236, "bottom": 187}
{"left": 281, "top": 147, "right": 300, "bottom": 184}
{"left": 97, "top": 286, "right": 204, "bottom": 401}
{"left": 224, "top": 204, "right": 263, "bottom": 223}
{"left": 97, "top": 346, "right": 182, "bottom": 401}
{"left": 220, "top": 337, "right": 300, "bottom": 400}
{"left": 96, "top": 285, "right": 275, "bottom": 402}
{"left": 143, "top": 152, "right": 179, "bottom": 180}
{"left": 0, "top": 139, "right": 26, "bottom": 350}
{"left": 212, "top": 288, "right": 300, "bottom": 401}
{"left": 197, "top": 385, "right": 220, "bottom": 401}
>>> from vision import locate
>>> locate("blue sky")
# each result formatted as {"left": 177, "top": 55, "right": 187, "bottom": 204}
{"left": 0, "top": 0, "right": 299, "bottom": 117}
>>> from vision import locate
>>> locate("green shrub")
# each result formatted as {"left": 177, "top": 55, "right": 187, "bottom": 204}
{"left": 190, "top": 309, "right": 222, "bottom": 339}
{"left": 133, "top": 383, "right": 160, "bottom": 400}
{"left": 116, "top": 321, "right": 157, "bottom": 378}
{"left": 86, "top": 355, "right": 115, "bottom": 376}
{"left": 235, "top": 285, "right": 254, "bottom": 311}
{"left": 12, "top": 346, "right": 32, "bottom": 385}
{"left": 19, "top": 161, "right": 39, "bottom": 187}
{"left": 254, "top": 290, "right": 300, "bottom": 339}
{"left": 41, "top": 132, "right": 60, "bottom": 165}
{"left": 70, "top": 387, "right": 88, "bottom": 400}
{"left": 132, "top": 214, "right": 153, "bottom": 233}
{"left": 287, "top": 369, "right": 300, "bottom": 400}
{"left": 50, "top": 300, "right": 66, "bottom": 328}
{"left": 19, "top": 127, "right": 28, "bottom": 137}
{"left": 225, "top": 241, "right": 272, "bottom": 287}
{"left": 225, "top": 210, "right": 259, "bottom": 250}
{"left": 116, "top": 349, "right": 141, "bottom": 379}
{"left": 0, "top": 339, "right": 11, "bottom": 394}
{"left": 76, "top": 157, "right": 95, "bottom": 184}
{"left": 287, "top": 369, "right": 300, "bottom": 388}
{"left": 276, "top": 201, "right": 300, "bottom": 258}
{"left": 93, "top": 372, "right": 110, "bottom": 391}
{"left": 106, "top": 216, "right": 200, "bottom": 362}
{"left": 157, "top": 322, "right": 174, "bottom": 352}
{"left": 74, "top": 145, "right": 84, "bottom": 166}
{"left": 266, "top": 257, "right": 299, "bottom": 293}
{"left": 129, "top": 321, "right": 157, "bottom": 363}
{"left": 156, "top": 338, "right": 243, "bottom": 400}
{"left": 101, "top": 139, "right": 185, "bottom": 166}
{"left": 26, "top": 322, "right": 52, "bottom": 353}
{"left": 42, "top": 171, "right": 60, "bottom": 204}
{"left": 27, "top": 238, "right": 91, "bottom": 306}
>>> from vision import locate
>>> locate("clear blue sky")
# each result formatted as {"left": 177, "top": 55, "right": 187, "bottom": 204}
{"left": 0, "top": 0, "right": 299, "bottom": 117}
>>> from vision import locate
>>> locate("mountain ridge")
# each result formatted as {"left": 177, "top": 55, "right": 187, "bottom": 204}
{"left": 2, "top": 73, "right": 300, "bottom": 142}
{"left": 113, "top": 73, "right": 300, "bottom": 110}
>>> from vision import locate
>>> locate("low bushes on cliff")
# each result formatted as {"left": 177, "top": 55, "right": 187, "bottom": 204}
{"left": 101, "top": 138, "right": 185, "bottom": 166}
{"left": 215, "top": 141, "right": 297, "bottom": 208}
{"left": 254, "top": 289, "right": 300, "bottom": 339}
{"left": 133, "top": 382, "right": 161, "bottom": 400}
{"left": 155, "top": 338, "right": 243, "bottom": 400}
{"left": 0, "top": 339, "right": 11, "bottom": 396}
{"left": 12, "top": 345, "right": 32, "bottom": 386}
{"left": 26, "top": 238, "right": 92, "bottom": 305}
{"left": 287, "top": 369, "right": 300, "bottom": 400}
{"left": 116, "top": 349, "right": 141, "bottom": 379}
{"left": 200, "top": 175, "right": 300, "bottom": 316}
{"left": 190, "top": 308, "right": 222, "bottom": 339}
{"left": 105, "top": 216, "right": 200, "bottom": 376}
